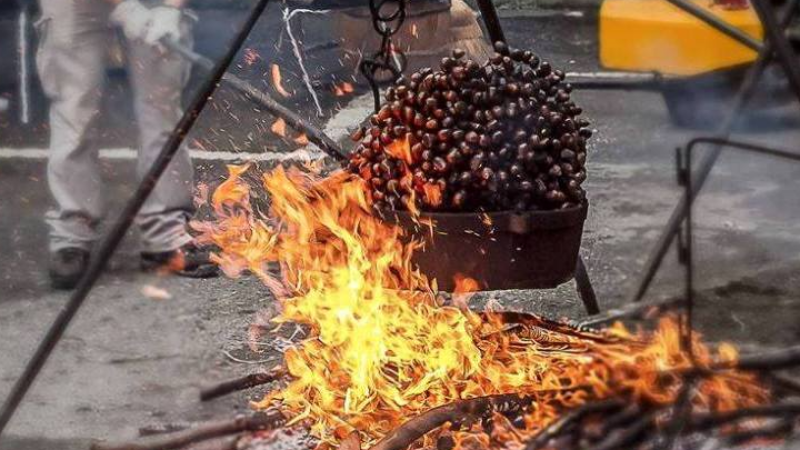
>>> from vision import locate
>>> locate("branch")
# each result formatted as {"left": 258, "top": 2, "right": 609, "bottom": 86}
{"left": 689, "top": 402, "right": 800, "bottom": 431}
{"left": 91, "top": 411, "right": 285, "bottom": 450}
{"left": 367, "top": 394, "right": 534, "bottom": 450}
{"left": 583, "top": 412, "right": 656, "bottom": 450}
{"left": 524, "top": 399, "right": 624, "bottom": 450}
{"left": 720, "top": 345, "right": 800, "bottom": 372}
{"left": 200, "top": 366, "right": 288, "bottom": 401}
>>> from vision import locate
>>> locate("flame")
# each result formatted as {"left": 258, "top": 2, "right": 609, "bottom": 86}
{"left": 294, "top": 133, "right": 309, "bottom": 146}
{"left": 271, "top": 118, "right": 287, "bottom": 138}
{"left": 333, "top": 82, "right": 355, "bottom": 97}
{"left": 422, "top": 183, "right": 443, "bottom": 207}
{"left": 385, "top": 133, "right": 414, "bottom": 165}
{"left": 271, "top": 64, "right": 291, "bottom": 97}
{"left": 197, "top": 164, "right": 769, "bottom": 446}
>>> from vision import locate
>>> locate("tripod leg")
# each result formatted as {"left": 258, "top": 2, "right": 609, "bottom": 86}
{"left": 575, "top": 256, "right": 600, "bottom": 315}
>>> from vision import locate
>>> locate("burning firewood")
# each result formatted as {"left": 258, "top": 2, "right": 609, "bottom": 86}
{"left": 200, "top": 366, "right": 289, "bottom": 402}
{"left": 91, "top": 411, "right": 285, "bottom": 450}
{"left": 184, "top": 164, "right": 800, "bottom": 450}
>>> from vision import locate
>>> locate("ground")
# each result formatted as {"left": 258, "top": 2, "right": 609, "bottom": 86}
{"left": 1, "top": 6, "right": 800, "bottom": 450}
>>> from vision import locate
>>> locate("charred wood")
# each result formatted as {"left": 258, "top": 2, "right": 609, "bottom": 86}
{"left": 91, "top": 411, "right": 285, "bottom": 450}
{"left": 368, "top": 394, "right": 534, "bottom": 450}
{"left": 200, "top": 366, "right": 288, "bottom": 401}
{"left": 524, "top": 399, "right": 624, "bottom": 450}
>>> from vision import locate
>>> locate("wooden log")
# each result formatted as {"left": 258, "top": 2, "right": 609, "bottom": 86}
{"left": 200, "top": 366, "right": 288, "bottom": 402}
{"left": 367, "top": 394, "right": 534, "bottom": 450}
{"left": 689, "top": 402, "right": 800, "bottom": 431}
{"left": 91, "top": 411, "right": 285, "bottom": 450}
{"left": 524, "top": 399, "right": 624, "bottom": 450}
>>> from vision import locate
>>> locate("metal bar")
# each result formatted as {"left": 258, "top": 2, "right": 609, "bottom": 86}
{"left": 163, "top": 40, "right": 348, "bottom": 162}
{"left": 750, "top": 0, "right": 800, "bottom": 99}
{"left": 629, "top": 0, "right": 799, "bottom": 303}
{"left": 679, "top": 136, "right": 800, "bottom": 359}
{"left": 475, "top": 0, "right": 506, "bottom": 44}
{"left": 17, "top": 1, "right": 31, "bottom": 125}
{"left": 575, "top": 256, "right": 600, "bottom": 315}
{"left": 687, "top": 137, "right": 800, "bottom": 161}
{"left": 664, "top": 0, "right": 762, "bottom": 51}
{"left": 0, "top": 0, "right": 272, "bottom": 439}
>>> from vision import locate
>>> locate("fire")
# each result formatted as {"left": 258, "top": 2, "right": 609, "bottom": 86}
{"left": 271, "top": 64, "right": 292, "bottom": 97}
{"left": 197, "top": 165, "right": 769, "bottom": 446}
{"left": 333, "top": 82, "right": 355, "bottom": 97}
{"left": 385, "top": 133, "right": 414, "bottom": 165}
{"left": 271, "top": 118, "right": 287, "bottom": 138}
{"left": 294, "top": 133, "right": 309, "bottom": 146}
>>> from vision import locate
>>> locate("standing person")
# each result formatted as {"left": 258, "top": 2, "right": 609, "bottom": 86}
{"left": 36, "top": 0, "right": 217, "bottom": 289}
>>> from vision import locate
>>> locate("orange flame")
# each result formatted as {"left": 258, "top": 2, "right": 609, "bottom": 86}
{"left": 271, "top": 64, "right": 291, "bottom": 97}
{"left": 385, "top": 133, "right": 414, "bottom": 165}
{"left": 294, "top": 133, "right": 309, "bottom": 146}
{"left": 422, "top": 183, "right": 443, "bottom": 207}
{"left": 197, "top": 165, "right": 769, "bottom": 446}
{"left": 271, "top": 118, "right": 287, "bottom": 138}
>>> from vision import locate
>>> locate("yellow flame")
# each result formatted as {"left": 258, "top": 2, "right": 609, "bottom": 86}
{"left": 196, "top": 165, "right": 769, "bottom": 445}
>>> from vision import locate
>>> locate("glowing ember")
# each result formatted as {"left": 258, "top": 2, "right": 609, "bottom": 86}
{"left": 271, "top": 64, "right": 292, "bottom": 97}
{"left": 196, "top": 165, "right": 769, "bottom": 446}
{"left": 334, "top": 82, "right": 355, "bottom": 97}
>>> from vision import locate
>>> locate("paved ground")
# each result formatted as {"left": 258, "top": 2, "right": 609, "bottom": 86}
{"left": 1, "top": 8, "right": 800, "bottom": 450}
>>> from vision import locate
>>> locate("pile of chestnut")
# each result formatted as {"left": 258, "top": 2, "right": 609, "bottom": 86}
{"left": 348, "top": 42, "right": 591, "bottom": 213}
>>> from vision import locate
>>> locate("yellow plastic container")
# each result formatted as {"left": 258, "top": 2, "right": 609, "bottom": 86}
{"left": 600, "top": 0, "right": 763, "bottom": 76}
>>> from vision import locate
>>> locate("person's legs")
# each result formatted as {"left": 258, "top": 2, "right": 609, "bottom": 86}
{"left": 127, "top": 14, "right": 195, "bottom": 254}
{"left": 37, "top": 0, "right": 111, "bottom": 253}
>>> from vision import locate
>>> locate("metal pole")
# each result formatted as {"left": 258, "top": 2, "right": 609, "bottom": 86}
{"left": 475, "top": 0, "right": 506, "bottom": 44}
{"left": 750, "top": 0, "right": 800, "bottom": 97}
{"left": 163, "top": 40, "right": 347, "bottom": 162}
{"left": 0, "top": 0, "right": 272, "bottom": 438}
{"left": 629, "top": 0, "right": 799, "bottom": 303}
{"left": 665, "top": 0, "right": 762, "bottom": 51}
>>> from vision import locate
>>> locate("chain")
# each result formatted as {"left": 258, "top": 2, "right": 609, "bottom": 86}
{"left": 359, "top": 0, "right": 408, "bottom": 112}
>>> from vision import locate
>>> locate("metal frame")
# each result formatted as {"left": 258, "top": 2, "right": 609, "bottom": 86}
{"left": 676, "top": 137, "right": 800, "bottom": 353}
{"left": 631, "top": 0, "right": 800, "bottom": 303}
{"left": 0, "top": 0, "right": 273, "bottom": 439}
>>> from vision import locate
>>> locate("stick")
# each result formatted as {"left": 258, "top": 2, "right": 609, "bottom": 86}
{"left": 524, "top": 399, "right": 624, "bottom": 450}
{"left": 766, "top": 373, "right": 800, "bottom": 395}
{"left": 368, "top": 394, "right": 533, "bottom": 450}
{"left": 139, "top": 423, "right": 193, "bottom": 437}
{"left": 725, "top": 418, "right": 794, "bottom": 446}
{"left": 689, "top": 402, "right": 800, "bottom": 431}
{"left": 721, "top": 345, "right": 800, "bottom": 372}
{"left": 583, "top": 412, "right": 656, "bottom": 450}
{"left": 662, "top": 345, "right": 800, "bottom": 378}
{"left": 200, "top": 366, "right": 288, "bottom": 401}
{"left": 91, "top": 411, "right": 285, "bottom": 450}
